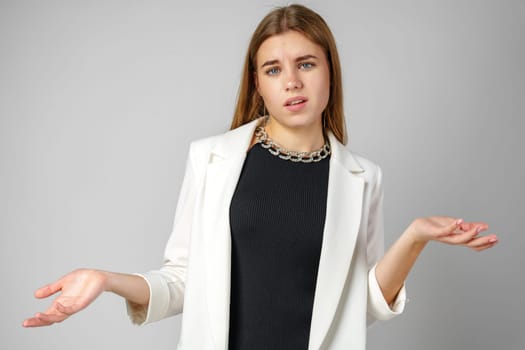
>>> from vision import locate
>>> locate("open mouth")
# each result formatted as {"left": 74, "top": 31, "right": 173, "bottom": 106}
{"left": 286, "top": 99, "right": 307, "bottom": 106}
{"left": 284, "top": 97, "right": 308, "bottom": 106}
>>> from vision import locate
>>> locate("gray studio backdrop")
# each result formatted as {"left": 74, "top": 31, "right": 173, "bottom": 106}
{"left": 1, "top": 0, "right": 523, "bottom": 349}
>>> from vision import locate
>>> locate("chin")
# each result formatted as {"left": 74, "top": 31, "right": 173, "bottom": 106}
{"left": 282, "top": 115, "right": 321, "bottom": 130}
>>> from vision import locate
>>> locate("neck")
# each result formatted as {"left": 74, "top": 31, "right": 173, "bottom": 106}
{"left": 265, "top": 116, "right": 325, "bottom": 152}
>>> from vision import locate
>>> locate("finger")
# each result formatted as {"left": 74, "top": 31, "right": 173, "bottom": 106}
{"left": 477, "top": 223, "right": 489, "bottom": 233}
{"left": 34, "top": 281, "right": 62, "bottom": 299}
{"left": 33, "top": 311, "right": 68, "bottom": 324}
{"left": 468, "top": 235, "right": 498, "bottom": 248}
{"left": 473, "top": 240, "right": 498, "bottom": 252}
{"left": 23, "top": 316, "right": 40, "bottom": 327}
{"left": 459, "top": 222, "right": 488, "bottom": 233}
{"left": 459, "top": 222, "right": 473, "bottom": 231}
{"left": 23, "top": 310, "right": 64, "bottom": 327}
{"left": 441, "top": 225, "right": 480, "bottom": 245}
{"left": 437, "top": 218, "right": 463, "bottom": 237}
{"left": 22, "top": 316, "right": 53, "bottom": 328}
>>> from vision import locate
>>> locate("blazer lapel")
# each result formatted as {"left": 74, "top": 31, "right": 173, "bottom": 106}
{"left": 308, "top": 133, "right": 365, "bottom": 350}
{"left": 202, "top": 119, "right": 260, "bottom": 350}
{"left": 201, "top": 119, "right": 366, "bottom": 350}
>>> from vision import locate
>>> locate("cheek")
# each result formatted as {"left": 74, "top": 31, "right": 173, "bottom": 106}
{"left": 320, "top": 69, "right": 331, "bottom": 105}
{"left": 314, "top": 73, "right": 330, "bottom": 106}
{"left": 259, "top": 79, "right": 280, "bottom": 102}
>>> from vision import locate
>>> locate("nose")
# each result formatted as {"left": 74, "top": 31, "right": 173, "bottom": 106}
{"left": 285, "top": 71, "right": 303, "bottom": 91}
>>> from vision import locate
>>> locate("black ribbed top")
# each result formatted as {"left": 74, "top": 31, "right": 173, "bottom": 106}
{"left": 228, "top": 142, "right": 330, "bottom": 350}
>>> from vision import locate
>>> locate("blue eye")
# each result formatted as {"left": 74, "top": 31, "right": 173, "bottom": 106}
{"left": 266, "top": 67, "right": 280, "bottom": 75}
{"left": 299, "top": 62, "right": 315, "bottom": 69}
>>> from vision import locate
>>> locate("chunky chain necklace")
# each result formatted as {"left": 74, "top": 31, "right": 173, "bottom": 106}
{"left": 254, "top": 121, "right": 331, "bottom": 163}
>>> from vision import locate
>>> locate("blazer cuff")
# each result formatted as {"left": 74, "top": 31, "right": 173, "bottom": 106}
{"left": 126, "top": 272, "right": 170, "bottom": 325}
{"left": 367, "top": 264, "right": 407, "bottom": 321}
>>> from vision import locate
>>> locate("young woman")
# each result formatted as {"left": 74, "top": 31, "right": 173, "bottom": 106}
{"left": 23, "top": 4, "right": 498, "bottom": 349}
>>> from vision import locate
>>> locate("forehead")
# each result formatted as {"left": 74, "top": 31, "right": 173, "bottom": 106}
{"left": 256, "top": 30, "right": 325, "bottom": 62}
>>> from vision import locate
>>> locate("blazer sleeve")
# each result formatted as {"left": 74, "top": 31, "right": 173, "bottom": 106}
{"left": 366, "top": 164, "right": 408, "bottom": 325}
{"left": 126, "top": 143, "right": 199, "bottom": 325}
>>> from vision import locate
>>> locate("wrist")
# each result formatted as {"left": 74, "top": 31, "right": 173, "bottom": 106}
{"left": 403, "top": 223, "right": 429, "bottom": 248}
{"left": 96, "top": 270, "right": 113, "bottom": 293}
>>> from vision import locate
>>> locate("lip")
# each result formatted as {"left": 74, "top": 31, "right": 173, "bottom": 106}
{"left": 284, "top": 96, "right": 308, "bottom": 111}
{"left": 284, "top": 96, "right": 308, "bottom": 106}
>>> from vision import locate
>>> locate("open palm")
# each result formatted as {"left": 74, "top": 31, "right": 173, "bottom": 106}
{"left": 409, "top": 216, "right": 498, "bottom": 251}
{"left": 23, "top": 269, "right": 107, "bottom": 327}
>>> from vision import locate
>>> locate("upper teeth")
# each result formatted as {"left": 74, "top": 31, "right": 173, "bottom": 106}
{"left": 289, "top": 100, "right": 304, "bottom": 105}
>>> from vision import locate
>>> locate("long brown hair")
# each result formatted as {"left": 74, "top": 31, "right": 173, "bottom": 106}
{"left": 230, "top": 4, "right": 347, "bottom": 145}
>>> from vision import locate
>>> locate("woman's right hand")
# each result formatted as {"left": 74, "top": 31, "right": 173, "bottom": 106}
{"left": 23, "top": 268, "right": 108, "bottom": 327}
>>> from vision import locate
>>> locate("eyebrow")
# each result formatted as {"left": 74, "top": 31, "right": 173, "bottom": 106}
{"left": 260, "top": 54, "right": 318, "bottom": 69}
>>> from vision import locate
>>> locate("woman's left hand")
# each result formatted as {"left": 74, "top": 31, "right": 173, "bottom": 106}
{"left": 406, "top": 217, "right": 499, "bottom": 252}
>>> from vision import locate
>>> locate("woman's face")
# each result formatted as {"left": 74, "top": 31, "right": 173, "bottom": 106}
{"left": 255, "top": 30, "right": 331, "bottom": 133}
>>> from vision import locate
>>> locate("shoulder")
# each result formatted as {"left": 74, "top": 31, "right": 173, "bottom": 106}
{"left": 351, "top": 152, "right": 381, "bottom": 176}
{"left": 184, "top": 132, "right": 225, "bottom": 171}
{"left": 188, "top": 133, "right": 224, "bottom": 155}
{"left": 355, "top": 153, "right": 383, "bottom": 190}
{"left": 187, "top": 119, "right": 260, "bottom": 162}
{"left": 187, "top": 128, "right": 239, "bottom": 155}
{"left": 337, "top": 143, "right": 382, "bottom": 186}
{"left": 329, "top": 133, "right": 381, "bottom": 178}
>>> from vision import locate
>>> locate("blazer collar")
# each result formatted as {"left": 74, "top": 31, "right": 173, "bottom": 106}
{"left": 210, "top": 117, "right": 365, "bottom": 175}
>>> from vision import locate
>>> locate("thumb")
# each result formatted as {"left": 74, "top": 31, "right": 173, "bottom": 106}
{"left": 34, "top": 280, "right": 61, "bottom": 299}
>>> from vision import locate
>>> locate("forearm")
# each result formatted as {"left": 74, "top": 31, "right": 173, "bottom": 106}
{"left": 101, "top": 271, "right": 150, "bottom": 305}
{"left": 374, "top": 227, "right": 425, "bottom": 305}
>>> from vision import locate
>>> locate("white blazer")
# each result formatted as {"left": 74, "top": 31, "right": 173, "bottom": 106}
{"left": 127, "top": 117, "right": 407, "bottom": 350}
